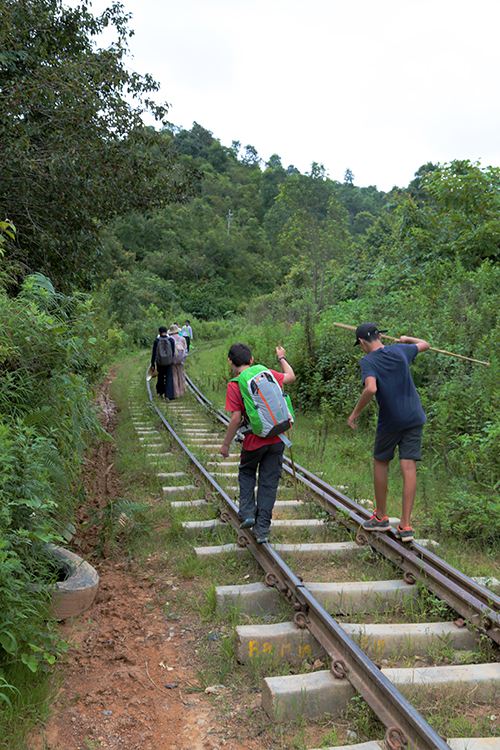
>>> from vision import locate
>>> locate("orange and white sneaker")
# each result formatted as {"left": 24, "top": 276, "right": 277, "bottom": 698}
{"left": 363, "top": 513, "right": 391, "bottom": 531}
{"left": 395, "top": 525, "right": 414, "bottom": 542}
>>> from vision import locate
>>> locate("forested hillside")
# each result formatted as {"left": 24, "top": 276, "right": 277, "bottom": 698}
{"left": 1, "top": 0, "right": 500, "bottom": 739}
{"left": 100, "top": 120, "right": 500, "bottom": 501}
{"left": 102, "top": 122, "right": 390, "bottom": 320}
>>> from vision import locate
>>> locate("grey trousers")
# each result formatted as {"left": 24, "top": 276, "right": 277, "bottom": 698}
{"left": 238, "top": 442, "right": 285, "bottom": 538}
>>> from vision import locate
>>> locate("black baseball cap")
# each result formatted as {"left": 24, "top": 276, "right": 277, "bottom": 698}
{"left": 354, "top": 322, "right": 388, "bottom": 346}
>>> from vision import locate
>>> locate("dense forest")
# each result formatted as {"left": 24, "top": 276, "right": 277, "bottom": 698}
{"left": 1, "top": 0, "right": 500, "bottom": 734}
{"left": 102, "top": 124, "right": 389, "bottom": 323}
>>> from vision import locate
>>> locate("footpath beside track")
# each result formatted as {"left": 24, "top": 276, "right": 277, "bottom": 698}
{"left": 129, "top": 368, "right": 500, "bottom": 750}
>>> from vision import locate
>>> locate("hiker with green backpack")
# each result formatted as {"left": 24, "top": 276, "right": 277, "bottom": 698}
{"left": 219, "top": 343, "right": 295, "bottom": 543}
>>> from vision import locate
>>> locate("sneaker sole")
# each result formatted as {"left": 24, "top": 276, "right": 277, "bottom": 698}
{"left": 363, "top": 524, "right": 391, "bottom": 532}
{"left": 396, "top": 533, "right": 414, "bottom": 542}
{"left": 239, "top": 518, "right": 255, "bottom": 529}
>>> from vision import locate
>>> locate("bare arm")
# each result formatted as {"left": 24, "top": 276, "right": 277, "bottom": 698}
{"left": 220, "top": 410, "right": 242, "bottom": 458}
{"left": 276, "top": 345, "right": 296, "bottom": 384}
{"left": 347, "top": 376, "right": 377, "bottom": 429}
{"left": 396, "top": 335, "right": 430, "bottom": 353}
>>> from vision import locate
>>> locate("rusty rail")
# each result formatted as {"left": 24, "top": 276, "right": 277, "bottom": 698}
{"left": 149, "top": 375, "right": 452, "bottom": 749}
{"left": 186, "top": 372, "right": 500, "bottom": 644}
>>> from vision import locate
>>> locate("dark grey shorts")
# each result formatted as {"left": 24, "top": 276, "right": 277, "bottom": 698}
{"left": 373, "top": 424, "right": 424, "bottom": 462}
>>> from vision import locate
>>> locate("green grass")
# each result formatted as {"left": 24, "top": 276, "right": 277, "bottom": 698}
{"left": 41, "top": 346, "right": 496, "bottom": 750}
{"left": 11, "top": 337, "right": 496, "bottom": 750}
{"left": 189, "top": 339, "right": 500, "bottom": 582}
{"left": 0, "top": 665, "right": 64, "bottom": 750}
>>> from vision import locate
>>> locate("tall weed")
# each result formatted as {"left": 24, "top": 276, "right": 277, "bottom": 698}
{"left": 0, "top": 273, "right": 119, "bottom": 737}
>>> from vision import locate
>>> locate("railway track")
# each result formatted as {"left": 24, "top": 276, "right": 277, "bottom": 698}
{"left": 128, "top": 367, "right": 500, "bottom": 750}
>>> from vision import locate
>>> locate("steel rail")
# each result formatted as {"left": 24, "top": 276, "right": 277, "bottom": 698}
{"left": 147, "top": 376, "right": 450, "bottom": 750}
{"left": 185, "top": 373, "right": 500, "bottom": 643}
{"left": 277, "top": 462, "right": 500, "bottom": 643}
{"left": 146, "top": 378, "right": 277, "bottom": 579}
{"left": 186, "top": 375, "right": 232, "bottom": 425}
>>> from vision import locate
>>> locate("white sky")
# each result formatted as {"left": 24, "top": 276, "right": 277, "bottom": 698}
{"left": 73, "top": 0, "right": 500, "bottom": 191}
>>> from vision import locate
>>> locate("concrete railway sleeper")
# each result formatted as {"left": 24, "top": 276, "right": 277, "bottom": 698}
{"left": 186, "top": 374, "right": 500, "bottom": 645}
{"left": 124, "top": 370, "right": 500, "bottom": 750}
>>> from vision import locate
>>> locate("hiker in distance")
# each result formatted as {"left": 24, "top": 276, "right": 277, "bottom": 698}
{"left": 347, "top": 323, "right": 429, "bottom": 543}
{"left": 181, "top": 319, "right": 193, "bottom": 352}
{"left": 168, "top": 324, "right": 188, "bottom": 398}
{"left": 151, "top": 326, "right": 174, "bottom": 400}
{"left": 219, "top": 343, "right": 295, "bottom": 544}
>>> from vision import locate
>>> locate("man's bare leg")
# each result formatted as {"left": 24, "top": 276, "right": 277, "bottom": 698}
{"left": 373, "top": 459, "right": 389, "bottom": 518}
{"left": 400, "top": 459, "right": 417, "bottom": 527}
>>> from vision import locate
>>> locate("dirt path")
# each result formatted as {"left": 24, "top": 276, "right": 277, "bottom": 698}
{"left": 33, "top": 373, "right": 253, "bottom": 750}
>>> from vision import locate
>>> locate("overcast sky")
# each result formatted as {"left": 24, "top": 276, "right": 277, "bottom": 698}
{"left": 74, "top": 0, "right": 500, "bottom": 191}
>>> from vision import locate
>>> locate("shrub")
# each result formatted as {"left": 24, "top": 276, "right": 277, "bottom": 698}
{"left": 0, "top": 274, "right": 107, "bottom": 689}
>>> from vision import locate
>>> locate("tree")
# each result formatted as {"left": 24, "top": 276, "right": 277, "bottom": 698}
{"left": 396, "top": 160, "right": 500, "bottom": 269}
{"left": 174, "top": 122, "right": 215, "bottom": 160}
{"left": 351, "top": 210, "right": 376, "bottom": 236}
{"left": 277, "top": 164, "right": 352, "bottom": 311}
{"left": 242, "top": 144, "right": 261, "bottom": 169}
{"left": 407, "top": 162, "right": 439, "bottom": 203}
{"left": 343, "top": 168, "right": 354, "bottom": 185}
{"left": 0, "top": 0, "right": 197, "bottom": 290}
{"left": 173, "top": 122, "right": 233, "bottom": 173}
{"left": 260, "top": 155, "right": 287, "bottom": 211}
{"left": 266, "top": 154, "right": 283, "bottom": 170}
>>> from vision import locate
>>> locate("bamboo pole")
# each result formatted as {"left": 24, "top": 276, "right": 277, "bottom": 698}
{"left": 332, "top": 322, "right": 490, "bottom": 367}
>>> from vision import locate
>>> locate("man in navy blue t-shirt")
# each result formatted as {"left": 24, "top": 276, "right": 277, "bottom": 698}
{"left": 347, "top": 323, "right": 429, "bottom": 542}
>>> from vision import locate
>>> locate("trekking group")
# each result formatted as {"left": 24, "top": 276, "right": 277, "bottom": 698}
{"left": 219, "top": 322, "right": 429, "bottom": 546}
{"left": 151, "top": 320, "right": 193, "bottom": 401}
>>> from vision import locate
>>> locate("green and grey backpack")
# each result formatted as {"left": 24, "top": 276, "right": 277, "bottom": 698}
{"left": 233, "top": 365, "right": 294, "bottom": 444}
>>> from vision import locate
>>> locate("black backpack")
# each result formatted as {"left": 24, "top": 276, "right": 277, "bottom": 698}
{"left": 155, "top": 336, "right": 173, "bottom": 367}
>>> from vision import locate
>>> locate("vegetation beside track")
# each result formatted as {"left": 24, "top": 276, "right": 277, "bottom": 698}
{"left": 2, "top": 329, "right": 498, "bottom": 748}
{"left": 3, "top": 3, "right": 499, "bottom": 746}
{"left": 188, "top": 338, "right": 500, "bottom": 583}
{"left": 88, "top": 354, "right": 500, "bottom": 747}
{"left": 0, "top": 276, "right": 122, "bottom": 748}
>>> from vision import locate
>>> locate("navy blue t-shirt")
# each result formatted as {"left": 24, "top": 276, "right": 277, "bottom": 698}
{"left": 359, "top": 343, "right": 426, "bottom": 432}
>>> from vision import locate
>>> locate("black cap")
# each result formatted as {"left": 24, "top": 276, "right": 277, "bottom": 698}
{"left": 354, "top": 322, "right": 388, "bottom": 346}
